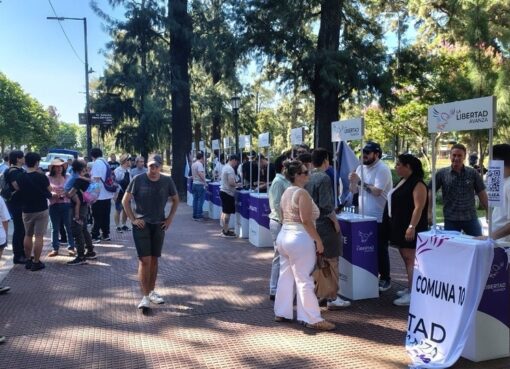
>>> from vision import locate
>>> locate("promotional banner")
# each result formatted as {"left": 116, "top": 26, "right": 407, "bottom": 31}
{"left": 331, "top": 118, "right": 364, "bottom": 142}
{"left": 258, "top": 132, "right": 270, "bottom": 148}
{"left": 199, "top": 140, "right": 205, "bottom": 151}
{"left": 241, "top": 134, "right": 251, "bottom": 149}
{"left": 223, "top": 137, "right": 231, "bottom": 148}
{"left": 290, "top": 127, "right": 304, "bottom": 145}
{"left": 427, "top": 96, "right": 496, "bottom": 133}
{"left": 487, "top": 160, "right": 504, "bottom": 207}
{"left": 406, "top": 231, "right": 494, "bottom": 368}
{"left": 212, "top": 139, "right": 220, "bottom": 151}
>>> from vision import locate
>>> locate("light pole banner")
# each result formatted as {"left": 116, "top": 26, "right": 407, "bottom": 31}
{"left": 191, "top": 142, "right": 196, "bottom": 151}
{"left": 487, "top": 160, "right": 504, "bottom": 207}
{"left": 199, "top": 140, "right": 205, "bottom": 151}
{"left": 427, "top": 96, "right": 496, "bottom": 133}
{"left": 331, "top": 118, "right": 363, "bottom": 142}
{"left": 406, "top": 231, "right": 493, "bottom": 368}
{"left": 223, "top": 137, "right": 231, "bottom": 148}
{"left": 290, "top": 127, "right": 304, "bottom": 145}
{"left": 258, "top": 132, "right": 270, "bottom": 148}
{"left": 212, "top": 139, "right": 220, "bottom": 151}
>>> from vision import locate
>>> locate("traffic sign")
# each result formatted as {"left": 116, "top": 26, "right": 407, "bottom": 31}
{"left": 78, "top": 113, "right": 114, "bottom": 125}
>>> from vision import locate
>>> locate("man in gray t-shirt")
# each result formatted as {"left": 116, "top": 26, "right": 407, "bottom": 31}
{"left": 123, "top": 154, "right": 179, "bottom": 310}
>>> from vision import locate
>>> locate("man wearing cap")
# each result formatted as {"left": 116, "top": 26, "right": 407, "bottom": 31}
{"left": 349, "top": 141, "right": 393, "bottom": 292}
{"left": 90, "top": 148, "right": 115, "bottom": 243}
{"left": 220, "top": 154, "right": 239, "bottom": 237}
{"left": 122, "top": 154, "right": 179, "bottom": 309}
{"left": 114, "top": 154, "right": 132, "bottom": 232}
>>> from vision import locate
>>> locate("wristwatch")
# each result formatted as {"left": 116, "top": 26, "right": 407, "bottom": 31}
{"left": 408, "top": 225, "right": 415, "bottom": 229}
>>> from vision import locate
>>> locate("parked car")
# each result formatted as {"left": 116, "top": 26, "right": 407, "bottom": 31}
{"left": 40, "top": 149, "right": 79, "bottom": 171}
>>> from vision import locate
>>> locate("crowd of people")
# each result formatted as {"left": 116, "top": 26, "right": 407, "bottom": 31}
{"left": 1, "top": 140, "right": 508, "bottom": 341}
{"left": 0, "top": 149, "right": 180, "bottom": 342}
{"left": 189, "top": 140, "right": 508, "bottom": 331}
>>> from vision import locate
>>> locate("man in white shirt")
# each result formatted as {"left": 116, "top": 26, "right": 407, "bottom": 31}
{"left": 220, "top": 154, "right": 239, "bottom": 237}
{"left": 349, "top": 141, "right": 393, "bottom": 292}
{"left": 191, "top": 152, "right": 207, "bottom": 221}
{"left": 90, "top": 148, "right": 115, "bottom": 244}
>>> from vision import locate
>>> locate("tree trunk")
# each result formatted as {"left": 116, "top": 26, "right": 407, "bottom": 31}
{"left": 312, "top": 0, "right": 342, "bottom": 148}
{"left": 168, "top": 0, "right": 193, "bottom": 198}
{"left": 211, "top": 74, "right": 222, "bottom": 141}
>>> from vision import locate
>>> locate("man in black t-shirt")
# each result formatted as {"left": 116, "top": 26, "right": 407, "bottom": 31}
{"left": 108, "top": 153, "right": 120, "bottom": 172}
{"left": 17, "top": 152, "right": 52, "bottom": 271}
{"left": 4, "top": 150, "right": 26, "bottom": 264}
{"left": 122, "top": 154, "right": 179, "bottom": 310}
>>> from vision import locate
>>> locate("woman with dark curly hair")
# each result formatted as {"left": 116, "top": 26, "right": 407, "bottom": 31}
{"left": 274, "top": 160, "right": 335, "bottom": 331}
{"left": 384, "top": 153, "right": 428, "bottom": 306}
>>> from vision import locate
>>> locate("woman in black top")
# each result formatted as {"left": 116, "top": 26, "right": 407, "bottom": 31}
{"left": 384, "top": 154, "right": 428, "bottom": 306}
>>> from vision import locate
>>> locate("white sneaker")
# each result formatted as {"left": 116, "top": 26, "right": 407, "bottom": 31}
{"left": 396, "top": 288, "right": 409, "bottom": 297}
{"left": 137, "top": 296, "right": 150, "bottom": 309}
{"left": 327, "top": 296, "right": 351, "bottom": 310}
{"left": 149, "top": 290, "right": 165, "bottom": 304}
{"left": 393, "top": 293, "right": 411, "bottom": 306}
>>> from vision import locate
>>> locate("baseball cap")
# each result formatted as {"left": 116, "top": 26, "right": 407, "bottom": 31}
{"left": 363, "top": 142, "right": 382, "bottom": 154}
{"left": 147, "top": 154, "right": 163, "bottom": 167}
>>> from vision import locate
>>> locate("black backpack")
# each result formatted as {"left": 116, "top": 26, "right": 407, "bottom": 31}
{"left": 0, "top": 167, "right": 19, "bottom": 201}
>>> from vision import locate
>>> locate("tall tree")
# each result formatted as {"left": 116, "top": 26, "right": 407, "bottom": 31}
{"left": 167, "top": 0, "right": 193, "bottom": 197}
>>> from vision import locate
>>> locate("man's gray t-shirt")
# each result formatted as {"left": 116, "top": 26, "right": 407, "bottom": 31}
{"left": 126, "top": 173, "right": 177, "bottom": 224}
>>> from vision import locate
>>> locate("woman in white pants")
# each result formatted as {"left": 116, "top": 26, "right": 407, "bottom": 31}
{"left": 274, "top": 160, "right": 335, "bottom": 331}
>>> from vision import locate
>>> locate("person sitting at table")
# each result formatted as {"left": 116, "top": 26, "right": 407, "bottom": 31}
{"left": 383, "top": 153, "right": 428, "bottom": 306}
{"left": 274, "top": 160, "right": 335, "bottom": 331}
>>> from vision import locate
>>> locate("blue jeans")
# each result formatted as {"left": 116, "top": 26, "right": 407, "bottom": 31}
{"left": 192, "top": 183, "right": 206, "bottom": 218}
{"left": 269, "top": 219, "right": 282, "bottom": 295}
{"left": 49, "top": 203, "right": 75, "bottom": 250}
{"left": 444, "top": 218, "right": 482, "bottom": 237}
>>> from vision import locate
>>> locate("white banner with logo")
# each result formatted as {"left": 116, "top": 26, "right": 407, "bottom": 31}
{"left": 487, "top": 160, "right": 504, "bottom": 207}
{"left": 199, "top": 140, "right": 205, "bottom": 151}
{"left": 258, "top": 132, "right": 270, "bottom": 148}
{"left": 331, "top": 118, "right": 364, "bottom": 142}
{"left": 223, "top": 137, "right": 231, "bottom": 148}
{"left": 406, "top": 231, "right": 494, "bottom": 368}
{"left": 290, "top": 127, "right": 303, "bottom": 145}
{"left": 427, "top": 96, "right": 496, "bottom": 133}
{"left": 212, "top": 139, "right": 220, "bottom": 151}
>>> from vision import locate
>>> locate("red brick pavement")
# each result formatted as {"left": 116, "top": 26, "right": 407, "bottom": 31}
{"left": 0, "top": 205, "right": 508, "bottom": 368}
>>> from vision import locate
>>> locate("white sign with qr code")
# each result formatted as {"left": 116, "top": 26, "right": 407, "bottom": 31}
{"left": 487, "top": 160, "right": 504, "bottom": 206}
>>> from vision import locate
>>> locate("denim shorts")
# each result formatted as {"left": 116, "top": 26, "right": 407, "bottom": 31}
{"left": 132, "top": 222, "right": 165, "bottom": 257}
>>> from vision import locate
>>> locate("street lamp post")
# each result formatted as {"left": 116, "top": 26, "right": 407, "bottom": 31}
{"left": 231, "top": 95, "right": 240, "bottom": 157}
{"left": 47, "top": 16, "right": 92, "bottom": 157}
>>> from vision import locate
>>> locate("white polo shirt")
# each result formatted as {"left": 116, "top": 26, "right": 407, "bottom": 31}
{"left": 355, "top": 159, "right": 392, "bottom": 223}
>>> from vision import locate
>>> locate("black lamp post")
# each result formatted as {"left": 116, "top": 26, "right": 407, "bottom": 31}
{"left": 231, "top": 95, "right": 240, "bottom": 157}
{"left": 47, "top": 16, "right": 92, "bottom": 157}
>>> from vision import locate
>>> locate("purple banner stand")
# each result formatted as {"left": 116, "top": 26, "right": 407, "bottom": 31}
{"left": 463, "top": 246, "right": 510, "bottom": 361}
{"left": 187, "top": 177, "right": 193, "bottom": 206}
{"left": 249, "top": 193, "right": 272, "bottom": 247}
{"left": 208, "top": 182, "right": 221, "bottom": 220}
{"left": 337, "top": 213, "right": 379, "bottom": 300}
{"left": 235, "top": 190, "right": 250, "bottom": 238}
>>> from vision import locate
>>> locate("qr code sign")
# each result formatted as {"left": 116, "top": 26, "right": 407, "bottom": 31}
{"left": 487, "top": 169, "right": 501, "bottom": 193}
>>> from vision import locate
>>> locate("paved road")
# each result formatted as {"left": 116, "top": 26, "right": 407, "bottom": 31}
{"left": 0, "top": 205, "right": 508, "bottom": 368}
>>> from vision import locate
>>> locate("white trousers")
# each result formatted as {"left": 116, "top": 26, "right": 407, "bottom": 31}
{"left": 274, "top": 224, "right": 322, "bottom": 324}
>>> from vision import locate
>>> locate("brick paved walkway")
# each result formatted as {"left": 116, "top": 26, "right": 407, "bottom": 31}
{"left": 0, "top": 205, "right": 508, "bottom": 368}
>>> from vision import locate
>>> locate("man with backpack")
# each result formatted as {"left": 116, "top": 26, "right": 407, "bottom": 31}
{"left": 90, "top": 148, "right": 116, "bottom": 243}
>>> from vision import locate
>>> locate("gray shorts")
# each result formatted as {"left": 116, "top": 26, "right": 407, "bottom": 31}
{"left": 23, "top": 210, "right": 49, "bottom": 237}
{"left": 132, "top": 222, "right": 165, "bottom": 257}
